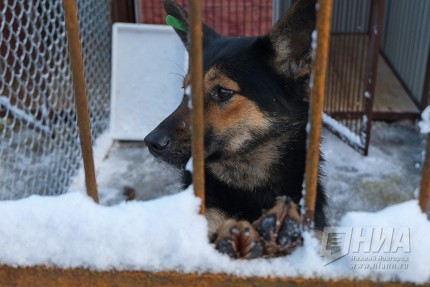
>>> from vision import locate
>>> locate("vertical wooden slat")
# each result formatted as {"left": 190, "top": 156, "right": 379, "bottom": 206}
{"left": 189, "top": 0, "right": 205, "bottom": 214}
{"left": 304, "top": 0, "right": 333, "bottom": 226}
{"left": 419, "top": 135, "right": 430, "bottom": 214}
{"left": 63, "top": 0, "right": 99, "bottom": 203}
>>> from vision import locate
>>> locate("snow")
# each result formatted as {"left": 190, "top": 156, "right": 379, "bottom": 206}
{"left": 323, "top": 121, "right": 425, "bottom": 223}
{"left": 186, "top": 157, "right": 193, "bottom": 173}
{"left": 322, "top": 113, "right": 361, "bottom": 146}
{"left": 0, "top": 189, "right": 429, "bottom": 283}
{"left": 311, "top": 30, "right": 318, "bottom": 50}
{"left": 0, "top": 96, "right": 50, "bottom": 134}
{"left": 364, "top": 91, "right": 371, "bottom": 99}
{"left": 0, "top": 125, "right": 429, "bottom": 282}
{"left": 419, "top": 106, "right": 430, "bottom": 134}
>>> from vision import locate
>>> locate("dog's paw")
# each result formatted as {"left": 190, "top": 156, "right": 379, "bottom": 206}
{"left": 253, "top": 196, "right": 303, "bottom": 257}
{"left": 214, "top": 219, "right": 263, "bottom": 259}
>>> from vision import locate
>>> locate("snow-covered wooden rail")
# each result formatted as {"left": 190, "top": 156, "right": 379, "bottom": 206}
{"left": 0, "top": 0, "right": 430, "bottom": 286}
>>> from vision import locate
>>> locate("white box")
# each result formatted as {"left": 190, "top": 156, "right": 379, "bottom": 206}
{"left": 110, "top": 23, "right": 187, "bottom": 140}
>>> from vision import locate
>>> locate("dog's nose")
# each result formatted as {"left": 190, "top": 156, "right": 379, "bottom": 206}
{"left": 144, "top": 130, "right": 170, "bottom": 155}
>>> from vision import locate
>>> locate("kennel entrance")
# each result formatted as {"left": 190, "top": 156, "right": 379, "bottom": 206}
{"left": 323, "top": 0, "right": 423, "bottom": 155}
{"left": 323, "top": 0, "right": 383, "bottom": 156}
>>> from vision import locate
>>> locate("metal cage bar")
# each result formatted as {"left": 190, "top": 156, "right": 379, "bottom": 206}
{"left": 322, "top": 0, "right": 384, "bottom": 156}
{"left": 419, "top": 134, "right": 430, "bottom": 214}
{"left": 63, "top": 0, "right": 99, "bottom": 203}
{"left": 304, "top": 0, "right": 333, "bottom": 225}
{"left": 189, "top": 0, "right": 205, "bottom": 214}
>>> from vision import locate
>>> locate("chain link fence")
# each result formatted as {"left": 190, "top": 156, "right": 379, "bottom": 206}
{"left": 0, "top": 0, "right": 111, "bottom": 200}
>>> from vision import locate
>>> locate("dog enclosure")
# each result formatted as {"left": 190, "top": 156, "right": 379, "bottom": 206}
{"left": 274, "top": 0, "right": 429, "bottom": 155}
{"left": 1, "top": 0, "right": 430, "bottom": 286}
{"left": 323, "top": 0, "right": 428, "bottom": 155}
{"left": 323, "top": 0, "right": 383, "bottom": 155}
{"left": 136, "top": 0, "right": 430, "bottom": 156}
{"left": 0, "top": 0, "right": 111, "bottom": 200}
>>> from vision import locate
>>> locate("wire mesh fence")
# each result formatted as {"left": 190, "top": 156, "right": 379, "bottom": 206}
{"left": 0, "top": 0, "right": 111, "bottom": 200}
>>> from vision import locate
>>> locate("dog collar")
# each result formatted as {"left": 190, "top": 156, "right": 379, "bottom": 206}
{"left": 166, "top": 15, "right": 187, "bottom": 32}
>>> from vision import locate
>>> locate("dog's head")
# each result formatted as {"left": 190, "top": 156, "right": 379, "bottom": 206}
{"left": 145, "top": 0, "right": 316, "bottom": 187}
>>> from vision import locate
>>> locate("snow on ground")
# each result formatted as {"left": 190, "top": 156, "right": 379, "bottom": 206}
{"left": 324, "top": 121, "right": 427, "bottom": 222}
{"left": 0, "top": 121, "right": 428, "bottom": 282}
{"left": 0, "top": 188, "right": 429, "bottom": 283}
{"left": 419, "top": 106, "right": 430, "bottom": 134}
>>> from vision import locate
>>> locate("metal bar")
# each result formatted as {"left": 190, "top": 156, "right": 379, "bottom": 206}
{"left": 345, "top": 1, "right": 358, "bottom": 131}
{"left": 333, "top": 1, "right": 343, "bottom": 116}
{"left": 419, "top": 135, "right": 430, "bottom": 214}
{"left": 328, "top": 111, "right": 419, "bottom": 121}
{"left": 354, "top": 33, "right": 367, "bottom": 135}
{"left": 133, "top": 0, "right": 142, "bottom": 23}
{"left": 304, "top": 0, "right": 333, "bottom": 226}
{"left": 327, "top": 1, "right": 341, "bottom": 114}
{"left": 189, "top": 0, "right": 205, "bottom": 214}
{"left": 337, "top": 1, "right": 347, "bottom": 116}
{"left": 361, "top": 0, "right": 384, "bottom": 156}
{"left": 421, "top": 44, "right": 430, "bottom": 109}
{"left": 62, "top": 0, "right": 99, "bottom": 203}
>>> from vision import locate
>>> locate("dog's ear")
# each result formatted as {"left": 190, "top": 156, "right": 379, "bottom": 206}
{"left": 163, "top": 0, "right": 220, "bottom": 51}
{"left": 268, "top": 0, "right": 316, "bottom": 79}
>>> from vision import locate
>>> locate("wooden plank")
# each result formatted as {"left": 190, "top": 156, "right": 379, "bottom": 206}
{"left": 0, "top": 266, "right": 428, "bottom": 287}
{"left": 374, "top": 57, "right": 419, "bottom": 114}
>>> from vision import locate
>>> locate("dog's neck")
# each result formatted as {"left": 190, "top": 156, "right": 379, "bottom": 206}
{"left": 206, "top": 136, "right": 282, "bottom": 191}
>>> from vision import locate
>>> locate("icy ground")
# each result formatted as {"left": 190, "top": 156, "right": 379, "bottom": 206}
{"left": 325, "top": 120, "right": 428, "bottom": 222}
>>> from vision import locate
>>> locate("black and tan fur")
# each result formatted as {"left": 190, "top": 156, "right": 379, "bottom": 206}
{"left": 144, "top": 0, "right": 327, "bottom": 259}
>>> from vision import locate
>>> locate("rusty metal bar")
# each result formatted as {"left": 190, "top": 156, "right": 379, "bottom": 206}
{"left": 304, "top": 0, "right": 333, "bottom": 226}
{"left": 1, "top": 265, "right": 426, "bottom": 287}
{"left": 188, "top": 0, "right": 205, "bottom": 214}
{"left": 361, "top": 0, "right": 384, "bottom": 156}
{"left": 63, "top": 0, "right": 99, "bottom": 203}
{"left": 419, "top": 135, "right": 430, "bottom": 214}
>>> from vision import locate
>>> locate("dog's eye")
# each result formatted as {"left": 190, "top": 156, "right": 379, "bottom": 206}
{"left": 213, "top": 87, "right": 235, "bottom": 102}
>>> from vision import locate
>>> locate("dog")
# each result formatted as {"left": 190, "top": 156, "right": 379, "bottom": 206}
{"left": 144, "top": 0, "right": 327, "bottom": 259}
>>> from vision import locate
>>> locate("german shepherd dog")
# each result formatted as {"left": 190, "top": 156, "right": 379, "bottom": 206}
{"left": 144, "top": 0, "right": 327, "bottom": 259}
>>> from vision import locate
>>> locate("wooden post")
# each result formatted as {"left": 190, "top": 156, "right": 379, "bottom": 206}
{"left": 188, "top": 0, "right": 205, "bottom": 214}
{"left": 304, "top": 0, "right": 333, "bottom": 226}
{"left": 419, "top": 134, "right": 430, "bottom": 214}
{"left": 63, "top": 0, "right": 99, "bottom": 203}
